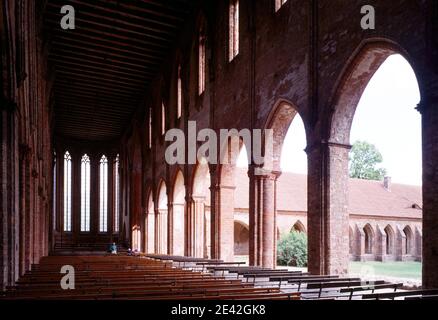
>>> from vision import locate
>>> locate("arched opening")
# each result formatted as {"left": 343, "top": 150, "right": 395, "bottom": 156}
{"left": 403, "top": 226, "right": 414, "bottom": 255}
{"left": 157, "top": 181, "right": 168, "bottom": 254}
{"left": 172, "top": 170, "right": 185, "bottom": 256}
{"left": 384, "top": 225, "right": 395, "bottom": 255}
{"left": 266, "top": 101, "right": 308, "bottom": 267}
{"left": 363, "top": 224, "right": 374, "bottom": 255}
{"left": 292, "top": 221, "right": 306, "bottom": 233}
{"left": 146, "top": 191, "right": 155, "bottom": 253}
{"left": 234, "top": 221, "right": 249, "bottom": 256}
{"left": 191, "top": 158, "right": 211, "bottom": 258}
{"left": 329, "top": 42, "right": 422, "bottom": 276}
{"left": 235, "top": 143, "right": 250, "bottom": 263}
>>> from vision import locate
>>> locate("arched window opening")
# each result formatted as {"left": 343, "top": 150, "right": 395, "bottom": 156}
{"left": 363, "top": 225, "right": 373, "bottom": 254}
{"left": 63, "top": 151, "right": 72, "bottom": 232}
{"left": 292, "top": 221, "right": 306, "bottom": 233}
{"left": 275, "top": 0, "right": 288, "bottom": 12}
{"left": 157, "top": 181, "right": 168, "bottom": 254}
{"left": 177, "top": 65, "right": 182, "bottom": 119}
{"left": 384, "top": 225, "right": 394, "bottom": 255}
{"left": 198, "top": 32, "right": 206, "bottom": 95}
{"left": 99, "top": 155, "right": 108, "bottom": 233}
{"left": 229, "top": 0, "right": 239, "bottom": 61}
{"left": 234, "top": 221, "right": 249, "bottom": 256}
{"left": 80, "top": 154, "right": 91, "bottom": 232}
{"left": 404, "top": 226, "right": 413, "bottom": 255}
{"left": 172, "top": 170, "right": 185, "bottom": 256}
{"left": 192, "top": 158, "right": 211, "bottom": 258}
{"left": 147, "top": 192, "right": 155, "bottom": 253}
{"left": 113, "top": 155, "right": 120, "bottom": 233}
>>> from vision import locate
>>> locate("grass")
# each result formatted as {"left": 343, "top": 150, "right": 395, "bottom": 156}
{"left": 349, "top": 261, "right": 422, "bottom": 280}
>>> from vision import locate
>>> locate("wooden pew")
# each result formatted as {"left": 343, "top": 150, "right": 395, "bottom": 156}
{"left": 362, "top": 289, "right": 438, "bottom": 300}
{"left": 339, "top": 283, "right": 403, "bottom": 300}
{"left": 305, "top": 280, "right": 386, "bottom": 298}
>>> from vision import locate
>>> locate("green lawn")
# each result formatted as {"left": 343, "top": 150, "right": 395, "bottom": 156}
{"left": 349, "top": 261, "right": 422, "bottom": 280}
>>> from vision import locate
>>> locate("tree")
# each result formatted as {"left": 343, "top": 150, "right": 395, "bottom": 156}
{"left": 349, "top": 141, "right": 387, "bottom": 180}
{"left": 277, "top": 231, "right": 308, "bottom": 267}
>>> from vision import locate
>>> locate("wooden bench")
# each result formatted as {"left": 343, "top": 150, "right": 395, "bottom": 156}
{"left": 362, "top": 289, "right": 438, "bottom": 300}
{"left": 305, "top": 280, "right": 386, "bottom": 298}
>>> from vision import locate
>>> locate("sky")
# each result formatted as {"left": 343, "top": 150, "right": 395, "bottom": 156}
{"left": 238, "top": 54, "right": 422, "bottom": 186}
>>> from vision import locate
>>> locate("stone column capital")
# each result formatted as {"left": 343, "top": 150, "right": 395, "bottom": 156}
{"left": 248, "top": 165, "right": 281, "bottom": 181}
{"left": 305, "top": 140, "right": 352, "bottom": 154}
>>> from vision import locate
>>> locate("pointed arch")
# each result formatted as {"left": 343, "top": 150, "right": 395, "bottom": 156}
{"left": 80, "top": 153, "right": 91, "bottom": 232}
{"left": 234, "top": 220, "right": 249, "bottom": 255}
{"left": 156, "top": 180, "right": 168, "bottom": 253}
{"left": 264, "top": 99, "right": 307, "bottom": 172}
{"left": 384, "top": 225, "right": 395, "bottom": 255}
{"left": 403, "top": 225, "right": 414, "bottom": 255}
{"left": 292, "top": 220, "right": 306, "bottom": 233}
{"left": 328, "top": 38, "right": 422, "bottom": 145}
{"left": 63, "top": 151, "right": 72, "bottom": 232}
{"left": 146, "top": 189, "right": 155, "bottom": 253}
{"left": 363, "top": 223, "right": 375, "bottom": 255}
{"left": 172, "top": 169, "right": 185, "bottom": 255}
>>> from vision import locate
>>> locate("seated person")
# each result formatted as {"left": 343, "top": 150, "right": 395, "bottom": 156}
{"left": 110, "top": 242, "right": 117, "bottom": 255}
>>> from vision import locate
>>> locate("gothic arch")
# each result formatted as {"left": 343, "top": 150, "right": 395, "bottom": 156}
{"left": 146, "top": 189, "right": 155, "bottom": 253}
{"left": 234, "top": 220, "right": 249, "bottom": 255}
{"left": 384, "top": 225, "right": 395, "bottom": 255}
{"left": 291, "top": 220, "right": 306, "bottom": 233}
{"left": 328, "top": 38, "right": 422, "bottom": 145}
{"left": 156, "top": 179, "right": 168, "bottom": 254}
{"left": 363, "top": 223, "right": 375, "bottom": 255}
{"left": 172, "top": 169, "right": 185, "bottom": 255}
{"left": 263, "top": 99, "right": 307, "bottom": 172}
{"left": 403, "top": 225, "right": 414, "bottom": 255}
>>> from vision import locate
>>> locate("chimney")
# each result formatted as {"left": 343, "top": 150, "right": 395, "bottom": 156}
{"left": 384, "top": 176, "right": 391, "bottom": 191}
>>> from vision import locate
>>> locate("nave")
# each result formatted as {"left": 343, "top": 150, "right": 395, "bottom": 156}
{"left": 2, "top": 254, "right": 437, "bottom": 301}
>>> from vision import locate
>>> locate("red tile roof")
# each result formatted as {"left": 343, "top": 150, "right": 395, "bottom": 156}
{"left": 234, "top": 168, "right": 422, "bottom": 219}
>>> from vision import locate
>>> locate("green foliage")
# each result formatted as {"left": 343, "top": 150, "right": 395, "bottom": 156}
{"left": 277, "top": 231, "right": 308, "bottom": 267}
{"left": 349, "top": 141, "right": 387, "bottom": 181}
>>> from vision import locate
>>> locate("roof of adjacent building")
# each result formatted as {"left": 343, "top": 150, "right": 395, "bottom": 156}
{"left": 234, "top": 168, "right": 422, "bottom": 219}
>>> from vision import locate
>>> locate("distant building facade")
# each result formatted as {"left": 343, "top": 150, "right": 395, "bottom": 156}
{"left": 233, "top": 169, "right": 422, "bottom": 262}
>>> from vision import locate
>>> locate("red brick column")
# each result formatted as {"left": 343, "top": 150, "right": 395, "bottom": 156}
{"left": 154, "top": 204, "right": 160, "bottom": 253}
{"left": 167, "top": 199, "right": 174, "bottom": 255}
{"left": 192, "top": 196, "right": 206, "bottom": 258}
{"left": 210, "top": 166, "right": 235, "bottom": 262}
{"left": 248, "top": 168, "right": 279, "bottom": 268}
{"left": 185, "top": 194, "right": 193, "bottom": 256}
{"left": 420, "top": 96, "right": 438, "bottom": 288}
{"left": 307, "top": 142, "right": 350, "bottom": 275}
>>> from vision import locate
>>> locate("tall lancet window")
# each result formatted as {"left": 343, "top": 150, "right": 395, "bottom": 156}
{"left": 114, "top": 155, "right": 120, "bottom": 233}
{"left": 198, "top": 32, "right": 206, "bottom": 95}
{"left": 229, "top": 0, "right": 239, "bottom": 61}
{"left": 177, "top": 65, "right": 182, "bottom": 119}
{"left": 63, "top": 151, "right": 72, "bottom": 232}
{"left": 80, "top": 154, "right": 91, "bottom": 232}
{"left": 275, "top": 0, "right": 288, "bottom": 12}
{"left": 99, "top": 155, "right": 108, "bottom": 232}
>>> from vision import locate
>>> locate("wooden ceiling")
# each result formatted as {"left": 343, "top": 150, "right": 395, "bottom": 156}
{"left": 44, "top": 0, "right": 193, "bottom": 142}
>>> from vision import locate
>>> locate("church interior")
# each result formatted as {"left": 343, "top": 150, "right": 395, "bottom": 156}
{"left": 1, "top": 0, "right": 438, "bottom": 301}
